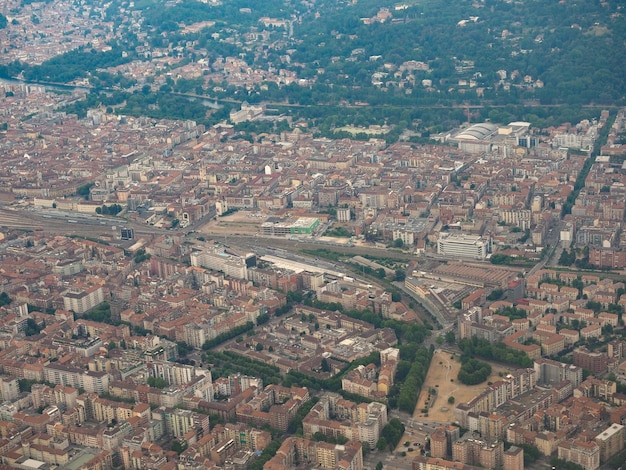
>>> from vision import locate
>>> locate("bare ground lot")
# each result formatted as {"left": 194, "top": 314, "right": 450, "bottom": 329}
{"left": 413, "top": 349, "right": 512, "bottom": 424}
{"left": 198, "top": 210, "right": 262, "bottom": 236}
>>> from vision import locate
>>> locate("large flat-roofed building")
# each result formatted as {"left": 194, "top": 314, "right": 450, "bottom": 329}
{"left": 190, "top": 245, "right": 253, "bottom": 280}
{"left": 437, "top": 233, "right": 491, "bottom": 260}
{"left": 62, "top": 286, "right": 105, "bottom": 314}
{"left": 44, "top": 362, "right": 109, "bottom": 393}
{"left": 260, "top": 217, "right": 320, "bottom": 236}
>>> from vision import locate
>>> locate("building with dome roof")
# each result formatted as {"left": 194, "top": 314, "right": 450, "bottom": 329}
{"left": 446, "top": 121, "right": 533, "bottom": 154}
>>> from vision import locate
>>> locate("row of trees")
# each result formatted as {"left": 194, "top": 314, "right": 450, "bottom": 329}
{"left": 95, "top": 204, "right": 123, "bottom": 216}
{"left": 282, "top": 351, "right": 381, "bottom": 391}
{"left": 288, "top": 397, "right": 319, "bottom": 435}
{"left": 201, "top": 322, "right": 254, "bottom": 350}
{"left": 201, "top": 350, "right": 283, "bottom": 385}
{"left": 394, "top": 346, "right": 432, "bottom": 413}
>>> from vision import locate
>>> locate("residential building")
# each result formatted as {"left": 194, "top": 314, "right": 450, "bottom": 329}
{"left": 557, "top": 439, "right": 600, "bottom": 470}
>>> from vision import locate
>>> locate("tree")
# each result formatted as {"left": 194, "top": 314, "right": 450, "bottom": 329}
{"left": 361, "top": 441, "right": 371, "bottom": 456}
{"left": 392, "top": 238, "right": 404, "bottom": 248}
{"left": 380, "top": 419, "right": 405, "bottom": 451}
{"left": 25, "top": 318, "right": 42, "bottom": 336}
{"left": 445, "top": 331, "right": 455, "bottom": 344}
{"left": 172, "top": 440, "right": 188, "bottom": 455}
{"left": 255, "top": 343, "right": 264, "bottom": 351}
{"left": 376, "top": 437, "right": 388, "bottom": 451}
{"left": 376, "top": 462, "right": 383, "bottom": 470}
{"left": 486, "top": 289, "right": 504, "bottom": 301}
{"left": 76, "top": 183, "right": 94, "bottom": 199}
{"left": 18, "top": 378, "right": 37, "bottom": 393}
{"left": 147, "top": 377, "right": 167, "bottom": 389}
{"left": 321, "top": 357, "right": 331, "bottom": 372}
{"left": 177, "top": 341, "right": 193, "bottom": 357}
{"left": 286, "top": 291, "right": 303, "bottom": 303}
{"left": 0, "top": 292, "right": 11, "bottom": 307}
{"left": 448, "top": 396, "right": 455, "bottom": 404}
{"left": 134, "top": 249, "right": 151, "bottom": 264}
{"left": 458, "top": 358, "right": 492, "bottom": 385}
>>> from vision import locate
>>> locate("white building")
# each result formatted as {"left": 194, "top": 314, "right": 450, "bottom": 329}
{"left": 437, "top": 233, "right": 491, "bottom": 260}
{"left": 148, "top": 361, "right": 196, "bottom": 386}
{"left": 44, "top": 363, "right": 109, "bottom": 393}
{"left": 190, "top": 246, "right": 250, "bottom": 280}
{"left": 62, "top": 286, "right": 105, "bottom": 314}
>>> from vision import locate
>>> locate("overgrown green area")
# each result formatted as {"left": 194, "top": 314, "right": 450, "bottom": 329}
{"left": 458, "top": 336, "right": 533, "bottom": 368}
{"left": 299, "top": 295, "right": 431, "bottom": 345}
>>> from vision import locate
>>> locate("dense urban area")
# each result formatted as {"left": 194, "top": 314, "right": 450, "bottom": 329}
{"left": 0, "top": 0, "right": 626, "bottom": 470}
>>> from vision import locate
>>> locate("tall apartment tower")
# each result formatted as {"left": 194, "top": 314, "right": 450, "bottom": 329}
{"left": 504, "top": 446, "right": 524, "bottom": 470}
